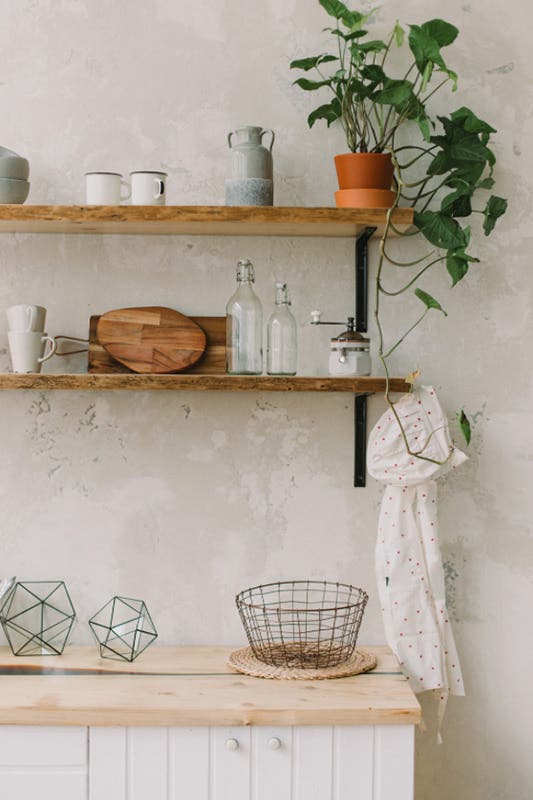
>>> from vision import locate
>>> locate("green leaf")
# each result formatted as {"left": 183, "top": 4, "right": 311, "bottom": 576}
{"left": 393, "top": 21, "right": 405, "bottom": 47}
{"left": 428, "top": 113, "right": 495, "bottom": 185}
{"left": 421, "top": 19, "right": 459, "bottom": 47}
{"left": 445, "top": 227, "right": 479, "bottom": 285}
{"left": 397, "top": 94, "right": 432, "bottom": 139}
{"left": 446, "top": 251, "right": 479, "bottom": 286}
{"left": 417, "top": 113, "right": 431, "bottom": 141}
{"left": 483, "top": 195, "right": 508, "bottom": 235}
{"left": 486, "top": 147, "right": 496, "bottom": 168}
{"left": 329, "top": 28, "right": 368, "bottom": 41}
{"left": 445, "top": 162, "right": 487, "bottom": 186}
{"left": 413, "top": 210, "right": 467, "bottom": 250}
{"left": 420, "top": 61, "right": 433, "bottom": 92}
{"left": 345, "top": 77, "right": 374, "bottom": 100}
{"left": 415, "top": 288, "right": 448, "bottom": 315}
{"left": 290, "top": 54, "right": 337, "bottom": 71}
{"left": 446, "top": 253, "right": 470, "bottom": 285}
{"left": 450, "top": 107, "right": 496, "bottom": 135}
{"left": 477, "top": 177, "right": 495, "bottom": 190}
{"left": 307, "top": 99, "right": 342, "bottom": 128}
{"left": 357, "top": 39, "right": 388, "bottom": 53}
{"left": 440, "top": 180, "right": 475, "bottom": 217}
{"left": 319, "top": 0, "right": 358, "bottom": 26}
{"left": 360, "top": 64, "right": 386, "bottom": 83}
{"left": 293, "top": 78, "right": 331, "bottom": 91}
{"left": 457, "top": 409, "right": 471, "bottom": 446}
{"left": 427, "top": 151, "right": 449, "bottom": 176}
{"left": 408, "top": 20, "right": 458, "bottom": 81}
{"left": 373, "top": 79, "right": 413, "bottom": 107}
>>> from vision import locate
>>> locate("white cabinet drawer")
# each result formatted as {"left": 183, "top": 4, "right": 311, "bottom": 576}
{"left": 0, "top": 726, "right": 87, "bottom": 766}
{"left": 0, "top": 771, "right": 86, "bottom": 798}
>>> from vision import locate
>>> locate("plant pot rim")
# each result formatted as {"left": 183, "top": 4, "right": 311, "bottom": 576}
{"left": 334, "top": 152, "right": 392, "bottom": 159}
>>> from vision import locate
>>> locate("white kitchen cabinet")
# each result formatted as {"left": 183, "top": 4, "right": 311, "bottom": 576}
{"left": 0, "top": 646, "right": 419, "bottom": 800}
{"left": 0, "top": 723, "right": 413, "bottom": 799}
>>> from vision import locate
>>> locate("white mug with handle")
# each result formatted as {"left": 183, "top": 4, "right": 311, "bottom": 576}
{"left": 8, "top": 331, "right": 57, "bottom": 373}
{"left": 130, "top": 171, "right": 167, "bottom": 205}
{"left": 85, "top": 172, "right": 131, "bottom": 205}
{"left": 7, "top": 304, "right": 46, "bottom": 332}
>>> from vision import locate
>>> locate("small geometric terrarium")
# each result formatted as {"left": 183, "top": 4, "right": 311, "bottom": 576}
{"left": 0, "top": 581, "right": 76, "bottom": 656}
{"left": 89, "top": 596, "right": 158, "bottom": 662}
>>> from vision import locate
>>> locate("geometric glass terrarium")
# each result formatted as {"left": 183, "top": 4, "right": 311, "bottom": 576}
{"left": 0, "top": 581, "right": 76, "bottom": 656}
{"left": 89, "top": 596, "right": 158, "bottom": 662}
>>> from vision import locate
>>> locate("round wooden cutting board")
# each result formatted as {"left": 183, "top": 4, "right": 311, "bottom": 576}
{"left": 96, "top": 307, "right": 207, "bottom": 373}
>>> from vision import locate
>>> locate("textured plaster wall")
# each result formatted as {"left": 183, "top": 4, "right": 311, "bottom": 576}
{"left": 0, "top": 0, "right": 530, "bottom": 797}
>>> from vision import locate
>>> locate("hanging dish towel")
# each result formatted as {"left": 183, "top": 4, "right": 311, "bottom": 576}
{"left": 367, "top": 386, "right": 466, "bottom": 728}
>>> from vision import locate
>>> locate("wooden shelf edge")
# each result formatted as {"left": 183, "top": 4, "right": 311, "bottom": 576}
{"left": 0, "top": 374, "right": 410, "bottom": 392}
{"left": 0, "top": 205, "right": 414, "bottom": 237}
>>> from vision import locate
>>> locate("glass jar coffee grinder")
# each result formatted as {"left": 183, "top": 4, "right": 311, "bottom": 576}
{"left": 310, "top": 310, "right": 371, "bottom": 376}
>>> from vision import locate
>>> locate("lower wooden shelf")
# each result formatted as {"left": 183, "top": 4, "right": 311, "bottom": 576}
{"left": 0, "top": 374, "right": 409, "bottom": 392}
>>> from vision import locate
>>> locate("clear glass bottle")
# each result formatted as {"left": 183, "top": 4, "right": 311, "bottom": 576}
{"left": 226, "top": 258, "right": 263, "bottom": 374}
{"left": 267, "top": 282, "right": 297, "bottom": 375}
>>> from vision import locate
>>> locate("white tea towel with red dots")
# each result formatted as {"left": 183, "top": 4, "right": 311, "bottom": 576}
{"left": 367, "top": 386, "right": 466, "bottom": 703}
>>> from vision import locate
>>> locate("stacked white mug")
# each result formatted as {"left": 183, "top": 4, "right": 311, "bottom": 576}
{"left": 6, "top": 305, "right": 56, "bottom": 373}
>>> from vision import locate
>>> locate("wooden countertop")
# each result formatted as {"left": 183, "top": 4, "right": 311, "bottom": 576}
{"left": 0, "top": 646, "right": 420, "bottom": 727}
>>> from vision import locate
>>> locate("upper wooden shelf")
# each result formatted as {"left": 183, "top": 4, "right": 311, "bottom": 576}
{"left": 0, "top": 205, "right": 413, "bottom": 237}
{"left": 0, "top": 374, "right": 409, "bottom": 393}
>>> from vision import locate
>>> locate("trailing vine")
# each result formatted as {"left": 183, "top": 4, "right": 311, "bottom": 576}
{"left": 292, "top": 0, "right": 508, "bottom": 458}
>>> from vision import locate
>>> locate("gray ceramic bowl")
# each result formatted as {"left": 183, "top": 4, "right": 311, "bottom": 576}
{"left": 0, "top": 178, "right": 30, "bottom": 204}
{"left": 0, "top": 156, "right": 29, "bottom": 180}
{"left": 0, "top": 146, "right": 29, "bottom": 180}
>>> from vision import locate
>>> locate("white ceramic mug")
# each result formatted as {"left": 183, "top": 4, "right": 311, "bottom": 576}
{"left": 8, "top": 331, "right": 56, "bottom": 373}
{"left": 85, "top": 172, "right": 131, "bottom": 205}
{"left": 130, "top": 171, "right": 167, "bottom": 205}
{"left": 7, "top": 304, "right": 47, "bottom": 332}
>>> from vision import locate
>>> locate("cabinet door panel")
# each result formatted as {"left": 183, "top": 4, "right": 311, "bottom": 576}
{"left": 292, "top": 726, "right": 333, "bottom": 800}
{"left": 89, "top": 727, "right": 126, "bottom": 800}
{"left": 168, "top": 727, "right": 209, "bottom": 800}
{"left": 211, "top": 726, "right": 251, "bottom": 800}
{"left": 333, "top": 726, "right": 373, "bottom": 800}
{"left": 127, "top": 727, "right": 168, "bottom": 800}
{"left": 374, "top": 725, "right": 414, "bottom": 800}
{"left": 0, "top": 726, "right": 87, "bottom": 766}
{"left": 0, "top": 771, "right": 86, "bottom": 799}
{"left": 252, "top": 726, "right": 292, "bottom": 800}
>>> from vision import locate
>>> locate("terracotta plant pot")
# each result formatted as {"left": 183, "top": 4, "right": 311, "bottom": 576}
{"left": 335, "top": 188, "right": 396, "bottom": 208}
{"left": 334, "top": 152, "right": 394, "bottom": 191}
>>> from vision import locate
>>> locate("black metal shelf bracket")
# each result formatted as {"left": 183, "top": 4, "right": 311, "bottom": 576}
{"left": 353, "top": 227, "right": 377, "bottom": 487}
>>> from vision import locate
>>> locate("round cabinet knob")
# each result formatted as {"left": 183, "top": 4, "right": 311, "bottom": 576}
{"left": 225, "top": 738, "right": 239, "bottom": 751}
{"left": 268, "top": 737, "right": 282, "bottom": 750}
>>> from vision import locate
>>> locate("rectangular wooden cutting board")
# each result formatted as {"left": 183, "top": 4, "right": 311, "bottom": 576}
{"left": 88, "top": 315, "right": 226, "bottom": 374}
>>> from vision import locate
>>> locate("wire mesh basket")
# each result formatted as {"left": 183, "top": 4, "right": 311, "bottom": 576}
{"left": 236, "top": 580, "right": 369, "bottom": 669}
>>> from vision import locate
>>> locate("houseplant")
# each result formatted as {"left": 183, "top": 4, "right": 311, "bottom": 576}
{"left": 291, "top": 1, "right": 461, "bottom": 207}
{"left": 292, "top": 0, "right": 507, "bottom": 456}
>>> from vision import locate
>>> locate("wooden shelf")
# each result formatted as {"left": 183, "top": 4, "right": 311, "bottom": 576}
{"left": 0, "top": 205, "right": 413, "bottom": 237}
{"left": 0, "top": 374, "right": 409, "bottom": 392}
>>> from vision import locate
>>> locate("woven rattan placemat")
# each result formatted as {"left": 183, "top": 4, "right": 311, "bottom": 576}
{"left": 227, "top": 646, "right": 377, "bottom": 680}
